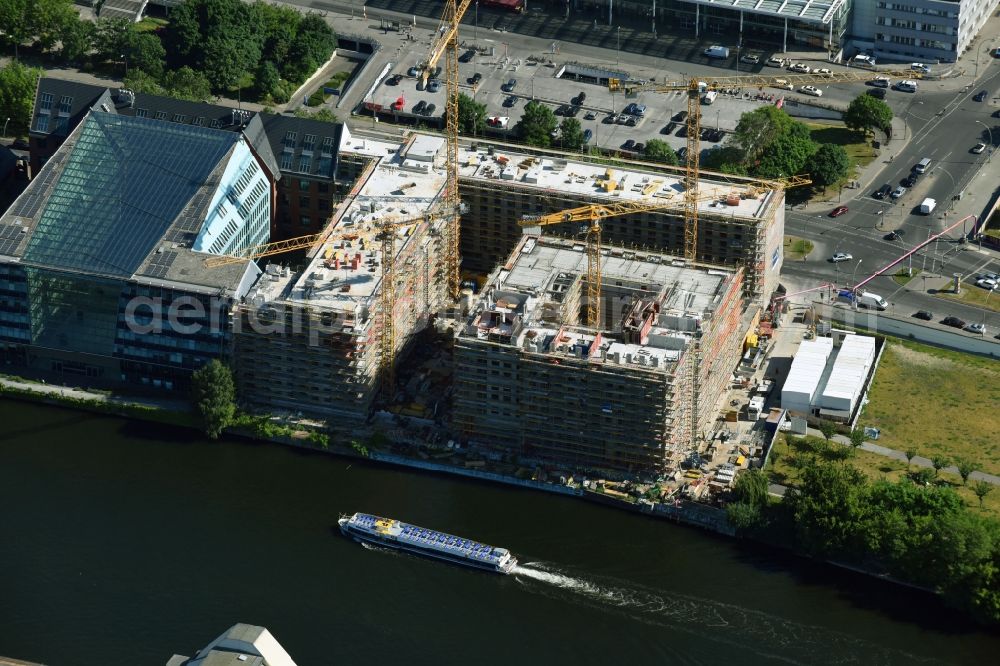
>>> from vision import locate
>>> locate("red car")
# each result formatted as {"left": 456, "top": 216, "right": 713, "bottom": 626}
{"left": 829, "top": 206, "right": 849, "bottom": 217}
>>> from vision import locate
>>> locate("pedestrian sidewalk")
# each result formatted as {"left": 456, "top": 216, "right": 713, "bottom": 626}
{"left": 804, "top": 427, "right": 1000, "bottom": 486}
{"left": 0, "top": 376, "right": 190, "bottom": 412}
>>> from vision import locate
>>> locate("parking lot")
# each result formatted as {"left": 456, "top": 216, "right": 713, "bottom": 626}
{"left": 367, "top": 39, "right": 929, "bottom": 157}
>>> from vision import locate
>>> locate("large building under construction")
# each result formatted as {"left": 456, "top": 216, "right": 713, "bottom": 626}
{"left": 231, "top": 131, "right": 450, "bottom": 426}
{"left": 453, "top": 235, "right": 746, "bottom": 474}
{"left": 457, "top": 143, "right": 786, "bottom": 303}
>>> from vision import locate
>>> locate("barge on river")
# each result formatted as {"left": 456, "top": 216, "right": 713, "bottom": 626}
{"left": 338, "top": 512, "right": 517, "bottom": 574}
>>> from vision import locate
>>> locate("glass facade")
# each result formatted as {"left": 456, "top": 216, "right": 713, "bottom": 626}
{"left": 25, "top": 268, "right": 121, "bottom": 356}
{"left": 23, "top": 112, "right": 239, "bottom": 278}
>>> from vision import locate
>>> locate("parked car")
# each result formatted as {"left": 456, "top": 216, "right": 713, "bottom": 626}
{"left": 983, "top": 272, "right": 1000, "bottom": 281}
{"left": 503, "top": 95, "right": 518, "bottom": 108}
{"left": 625, "top": 115, "right": 638, "bottom": 127}
{"left": 873, "top": 183, "right": 892, "bottom": 199}
{"left": 766, "top": 56, "right": 784, "bottom": 67}
{"left": 831, "top": 252, "right": 853, "bottom": 262}
{"left": 583, "top": 129, "right": 593, "bottom": 144}
{"left": 412, "top": 100, "right": 426, "bottom": 114}
{"left": 741, "top": 54, "right": 760, "bottom": 64}
{"left": 867, "top": 88, "right": 887, "bottom": 99}
{"left": 621, "top": 139, "right": 637, "bottom": 151}
{"left": 459, "top": 49, "right": 476, "bottom": 63}
{"left": 673, "top": 110, "right": 688, "bottom": 122}
{"left": 386, "top": 74, "right": 403, "bottom": 86}
{"left": 829, "top": 206, "right": 849, "bottom": 218}
{"left": 423, "top": 103, "right": 436, "bottom": 116}
{"left": 902, "top": 173, "right": 918, "bottom": 187}
{"left": 625, "top": 103, "right": 647, "bottom": 116}
{"left": 942, "top": 316, "right": 966, "bottom": 328}
{"left": 468, "top": 72, "right": 483, "bottom": 85}
{"left": 501, "top": 78, "right": 517, "bottom": 92}
{"left": 972, "top": 142, "right": 987, "bottom": 154}
{"left": 676, "top": 147, "right": 687, "bottom": 160}
{"left": 603, "top": 113, "right": 617, "bottom": 124}
{"left": 814, "top": 68, "right": 832, "bottom": 76}
{"left": 634, "top": 142, "right": 645, "bottom": 154}
{"left": 910, "top": 62, "right": 931, "bottom": 73}
{"left": 891, "top": 185, "right": 906, "bottom": 199}
{"left": 789, "top": 63, "right": 811, "bottom": 73}
{"left": 993, "top": 109, "right": 1000, "bottom": 118}
{"left": 555, "top": 104, "right": 569, "bottom": 116}
{"left": 885, "top": 229, "right": 904, "bottom": 241}
{"left": 661, "top": 121, "right": 677, "bottom": 135}
{"left": 799, "top": 85, "right": 823, "bottom": 97}
{"left": 974, "top": 90, "right": 989, "bottom": 102}
{"left": 976, "top": 277, "right": 998, "bottom": 290}
{"left": 565, "top": 105, "right": 580, "bottom": 118}
{"left": 407, "top": 65, "right": 421, "bottom": 77}
{"left": 966, "top": 322, "right": 986, "bottom": 334}
{"left": 431, "top": 66, "right": 442, "bottom": 78}
{"left": 584, "top": 111, "right": 597, "bottom": 120}
{"left": 427, "top": 79, "right": 441, "bottom": 93}
{"left": 913, "top": 310, "right": 933, "bottom": 320}
{"left": 853, "top": 54, "right": 876, "bottom": 67}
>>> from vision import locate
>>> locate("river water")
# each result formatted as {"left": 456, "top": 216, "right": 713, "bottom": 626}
{"left": 0, "top": 400, "right": 996, "bottom": 665}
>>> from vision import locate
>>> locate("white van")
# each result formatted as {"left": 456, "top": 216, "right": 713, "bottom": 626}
{"left": 853, "top": 54, "right": 876, "bottom": 67}
{"left": 773, "top": 78, "right": 793, "bottom": 91}
{"left": 914, "top": 157, "right": 931, "bottom": 173}
{"left": 857, "top": 292, "right": 888, "bottom": 310}
{"left": 702, "top": 90, "right": 718, "bottom": 105}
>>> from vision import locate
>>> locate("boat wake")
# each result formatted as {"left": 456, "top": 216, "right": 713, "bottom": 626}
{"left": 512, "top": 562, "right": 943, "bottom": 665}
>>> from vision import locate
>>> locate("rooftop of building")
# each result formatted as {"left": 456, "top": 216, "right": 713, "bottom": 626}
{"left": 457, "top": 143, "right": 775, "bottom": 219}
{"left": 30, "top": 77, "right": 345, "bottom": 183}
{"left": 459, "top": 235, "right": 738, "bottom": 373}
{"left": 683, "top": 0, "right": 845, "bottom": 24}
{"left": 167, "top": 623, "right": 297, "bottom": 666}
{"left": 247, "top": 134, "right": 447, "bottom": 312}
{"left": 2, "top": 111, "right": 254, "bottom": 292}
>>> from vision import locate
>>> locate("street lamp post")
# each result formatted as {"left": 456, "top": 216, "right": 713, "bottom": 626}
{"left": 851, "top": 259, "right": 864, "bottom": 307}
{"left": 985, "top": 289, "right": 994, "bottom": 334}
{"left": 976, "top": 119, "right": 993, "bottom": 162}
{"left": 475, "top": 0, "right": 478, "bottom": 40}
{"left": 617, "top": 27, "right": 621, "bottom": 66}
{"left": 2, "top": 117, "right": 9, "bottom": 138}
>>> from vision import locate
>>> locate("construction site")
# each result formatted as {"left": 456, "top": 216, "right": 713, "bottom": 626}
{"left": 452, "top": 235, "right": 746, "bottom": 474}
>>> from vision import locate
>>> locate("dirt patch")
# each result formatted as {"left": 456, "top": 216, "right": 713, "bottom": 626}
{"left": 887, "top": 343, "right": 953, "bottom": 371}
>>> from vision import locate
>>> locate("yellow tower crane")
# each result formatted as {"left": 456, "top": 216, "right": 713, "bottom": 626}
{"left": 609, "top": 68, "right": 917, "bottom": 263}
{"left": 421, "top": 0, "right": 475, "bottom": 301}
{"left": 203, "top": 213, "right": 432, "bottom": 397}
{"left": 518, "top": 175, "right": 809, "bottom": 328}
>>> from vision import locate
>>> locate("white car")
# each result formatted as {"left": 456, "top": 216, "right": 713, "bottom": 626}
{"left": 789, "top": 63, "right": 811, "bottom": 73}
{"left": 799, "top": 85, "right": 823, "bottom": 97}
{"left": 766, "top": 56, "right": 784, "bottom": 68}
{"left": 853, "top": 54, "right": 876, "bottom": 66}
{"left": 911, "top": 62, "right": 931, "bottom": 73}
{"left": 972, "top": 142, "right": 987, "bottom": 154}
{"left": 831, "top": 252, "right": 853, "bottom": 263}
{"left": 976, "top": 277, "right": 998, "bottom": 290}
{"left": 814, "top": 68, "right": 833, "bottom": 76}
{"left": 965, "top": 322, "right": 986, "bottom": 334}
{"left": 891, "top": 185, "right": 906, "bottom": 199}
{"left": 741, "top": 54, "right": 760, "bottom": 64}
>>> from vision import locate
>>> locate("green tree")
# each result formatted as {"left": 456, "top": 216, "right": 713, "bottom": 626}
{"left": 515, "top": 100, "right": 557, "bottom": 148}
{"left": 161, "top": 0, "right": 203, "bottom": 66}
{"left": 731, "top": 106, "right": 798, "bottom": 163}
{"left": 754, "top": 122, "right": 816, "bottom": 179}
{"left": 123, "top": 69, "right": 165, "bottom": 95}
{"left": 293, "top": 107, "right": 338, "bottom": 122}
{"left": 0, "top": 61, "right": 43, "bottom": 136}
{"left": 931, "top": 454, "right": 950, "bottom": 478}
{"left": 456, "top": 92, "right": 487, "bottom": 135}
{"left": 905, "top": 447, "right": 917, "bottom": 470}
{"left": 162, "top": 66, "right": 213, "bottom": 102}
{"left": 254, "top": 60, "right": 281, "bottom": 99}
{"left": 973, "top": 480, "right": 993, "bottom": 509}
{"left": 844, "top": 93, "right": 894, "bottom": 137}
{"left": 254, "top": 1, "right": 301, "bottom": 67}
{"left": 818, "top": 420, "right": 836, "bottom": 443}
{"left": 726, "top": 501, "right": 762, "bottom": 532}
{"left": 57, "top": 15, "right": 95, "bottom": 64}
{"left": 93, "top": 17, "right": 135, "bottom": 63}
{"left": 806, "top": 142, "right": 850, "bottom": 189}
{"left": 786, "top": 462, "right": 869, "bottom": 558}
{"left": 125, "top": 32, "right": 167, "bottom": 78}
{"left": 642, "top": 139, "right": 678, "bottom": 165}
{"left": 191, "top": 359, "right": 237, "bottom": 439}
{"left": 0, "top": 0, "right": 76, "bottom": 55}
{"left": 732, "top": 468, "right": 771, "bottom": 508}
{"left": 848, "top": 427, "right": 866, "bottom": 456}
{"left": 559, "top": 117, "right": 585, "bottom": 150}
{"left": 284, "top": 13, "right": 335, "bottom": 83}
{"left": 700, "top": 145, "right": 747, "bottom": 175}
{"left": 956, "top": 458, "right": 980, "bottom": 486}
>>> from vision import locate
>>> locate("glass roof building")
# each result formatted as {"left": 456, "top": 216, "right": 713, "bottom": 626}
{"left": 0, "top": 111, "right": 265, "bottom": 390}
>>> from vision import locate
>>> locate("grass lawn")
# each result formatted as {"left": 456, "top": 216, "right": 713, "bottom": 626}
{"left": 861, "top": 339, "right": 1000, "bottom": 475}
{"left": 136, "top": 17, "right": 169, "bottom": 33}
{"left": 892, "top": 268, "right": 920, "bottom": 286}
{"left": 768, "top": 433, "right": 1000, "bottom": 516}
{"left": 809, "top": 124, "right": 876, "bottom": 169}
{"left": 783, "top": 235, "right": 814, "bottom": 260}
{"left": 936, "top": 280, "right": 1000, "bottom": 312}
